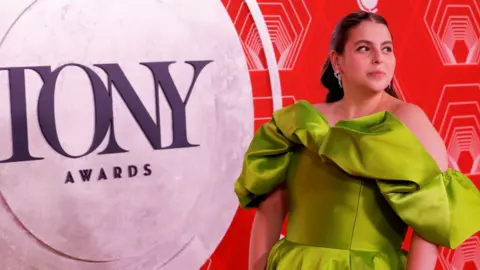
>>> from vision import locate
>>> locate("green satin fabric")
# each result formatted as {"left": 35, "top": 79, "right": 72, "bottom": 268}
{"left": 234, "top": 100, "right": 480, "bottom": 269}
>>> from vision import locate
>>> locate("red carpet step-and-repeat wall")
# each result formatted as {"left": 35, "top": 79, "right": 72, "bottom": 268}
{"left": 0, "top": 0, "right": 478, "bottom": 269}
{"left": 203, "top": 0, "right": 480, "bottom": 269}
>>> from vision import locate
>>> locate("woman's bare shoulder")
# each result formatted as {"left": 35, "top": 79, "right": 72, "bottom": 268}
{"left": 311, "top": 102, "right": 332, "bottom": 113}
{"left": 391, "top": 102, "right": 429, "bottom": 124}
{"left": 391, "top": 102, "right": 449, "bottom": 171}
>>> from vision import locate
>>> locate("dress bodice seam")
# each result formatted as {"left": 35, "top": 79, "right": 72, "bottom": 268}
{"left": 349, "top": 179, "right": 364, "bottom": 250}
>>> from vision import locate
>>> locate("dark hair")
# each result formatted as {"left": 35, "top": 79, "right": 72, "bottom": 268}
{"left": 321, "top": 11, "right": 398, "bottom": 103}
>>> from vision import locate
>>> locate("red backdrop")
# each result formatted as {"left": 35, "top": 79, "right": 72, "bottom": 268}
{"left": 203, "top": 0, "right": 480, "bottom": 269}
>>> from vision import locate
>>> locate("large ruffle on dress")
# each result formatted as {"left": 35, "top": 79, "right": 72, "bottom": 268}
{"left": 234, "top": 100, "right": 480, "bottom": 269}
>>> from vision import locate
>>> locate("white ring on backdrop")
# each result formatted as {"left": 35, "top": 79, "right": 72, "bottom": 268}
{"left": 244, "top": 0, "right": 283, "bottom": 110}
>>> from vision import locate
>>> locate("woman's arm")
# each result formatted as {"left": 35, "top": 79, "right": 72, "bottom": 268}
{"left": 249, "top": 184, "right": 288, "bottom": 270}
{"left": 394, "top": 103, "right": 449, "bottom": 270}
{"left": 407, "top": 233, "right": 440, "bottom": 270}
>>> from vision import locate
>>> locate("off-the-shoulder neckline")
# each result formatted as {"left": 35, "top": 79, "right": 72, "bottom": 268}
{"left": 296, "top": 99, "right": 398, "bottom": 127}
{"left": 292, "top": 100, "right": 444, "bottom": 175}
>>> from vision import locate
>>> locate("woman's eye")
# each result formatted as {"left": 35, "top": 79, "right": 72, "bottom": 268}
{"left": 357, "top": 46, "right": 369, "bottom": 52}
{"left": 383, "top": 46, "right": 393, "bottom": 52}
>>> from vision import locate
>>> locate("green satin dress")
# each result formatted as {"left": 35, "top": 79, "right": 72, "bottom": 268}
{"left": 234, "top": 100, "right": 480, "bottom": 269}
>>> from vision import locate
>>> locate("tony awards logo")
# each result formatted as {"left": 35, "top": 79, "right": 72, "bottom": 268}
{"left": 0, "top": 0, "right": 253, "bottom": 268}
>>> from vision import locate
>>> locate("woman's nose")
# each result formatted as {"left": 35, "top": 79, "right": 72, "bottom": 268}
{"left": 372, "top": 49, "right": 384, "bottom": 64}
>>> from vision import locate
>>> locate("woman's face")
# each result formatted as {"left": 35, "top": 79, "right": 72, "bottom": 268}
{"left": 335, "top": 21, "right": 396, "bottom": 93}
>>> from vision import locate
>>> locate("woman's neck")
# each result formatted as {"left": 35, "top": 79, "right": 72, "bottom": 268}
{"left": 335, "top": 89, "right": 385, "bottom": 119}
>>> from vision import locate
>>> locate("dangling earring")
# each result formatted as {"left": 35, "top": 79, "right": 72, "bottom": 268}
{"left": 334, "top": 72, "right": 342, "bottom": 88}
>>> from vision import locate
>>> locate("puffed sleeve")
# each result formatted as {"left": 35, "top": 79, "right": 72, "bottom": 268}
{"left": 234, "top": 101, "right": 331, "bottom": 208}
{"left": 377, "top": 169, "right": 480, "bottom": 249}
{"left": 234, "top": 119, "right": 294, "bottom": 208}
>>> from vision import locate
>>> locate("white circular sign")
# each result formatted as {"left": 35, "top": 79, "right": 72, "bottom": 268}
{"left": 0, "top": 0, "right": 253, "bottom": 269}
{"left": 357, "top": 0, "right": 379, "bottom": 12}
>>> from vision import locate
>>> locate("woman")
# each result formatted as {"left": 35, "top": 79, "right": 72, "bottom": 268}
{"left": 234, "top": 11, "right": 480, "bottom": 270}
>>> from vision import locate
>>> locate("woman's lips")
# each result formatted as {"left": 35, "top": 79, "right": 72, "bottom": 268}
{"left": 368, "top": 70, "right": 386, "bottom": 78}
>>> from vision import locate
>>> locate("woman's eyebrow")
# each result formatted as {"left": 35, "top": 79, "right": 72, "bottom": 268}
{"left": 354, "top": 40, "right": 393, "bottom": 45}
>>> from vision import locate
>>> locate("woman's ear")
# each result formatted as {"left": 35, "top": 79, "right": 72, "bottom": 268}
{"left": 329, "top": 51, "right": 342, "bottom": 73}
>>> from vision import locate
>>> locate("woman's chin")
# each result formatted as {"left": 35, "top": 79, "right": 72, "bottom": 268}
{"left": 366, "top": 83, "right": 390, "bottom": 93}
